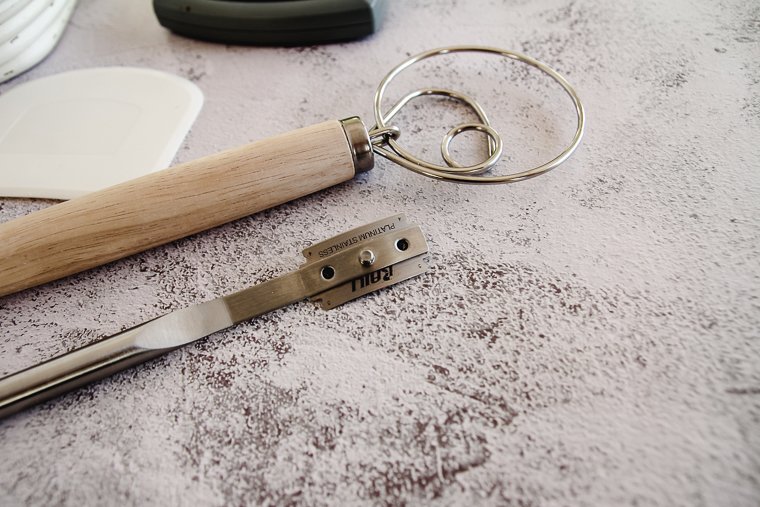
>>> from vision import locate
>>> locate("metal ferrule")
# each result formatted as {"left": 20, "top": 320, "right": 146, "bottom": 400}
{"left": 340, "top": 117, "right": 374, "bottom": 174}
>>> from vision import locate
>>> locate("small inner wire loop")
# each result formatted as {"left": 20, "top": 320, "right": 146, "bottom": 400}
{"left": 441, "top": 123, "right": 503, "bottom": 175}
{"left": 370, "top": 45, "right": 585, "bottom": 185}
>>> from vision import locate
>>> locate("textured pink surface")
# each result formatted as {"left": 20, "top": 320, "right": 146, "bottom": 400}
{"left": 1, "top": 0, "right": 758, "bottom": 505}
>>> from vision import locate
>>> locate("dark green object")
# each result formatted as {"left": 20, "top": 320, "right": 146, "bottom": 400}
{"left": 153, "top": 0, "right": 386, "bottom": 46}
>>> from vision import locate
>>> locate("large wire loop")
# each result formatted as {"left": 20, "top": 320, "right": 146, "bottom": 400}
{"left": 370, "top": 45, "right": 585, "bottom": 184}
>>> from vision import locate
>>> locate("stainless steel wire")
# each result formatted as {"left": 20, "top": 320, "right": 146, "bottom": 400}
{"left": 369, "top": 45, "right": 586, "bottom": 184}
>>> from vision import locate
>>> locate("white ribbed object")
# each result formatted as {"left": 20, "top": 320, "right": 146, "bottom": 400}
{"left": 0, "top": 0, "right": 77, "bottom": 84}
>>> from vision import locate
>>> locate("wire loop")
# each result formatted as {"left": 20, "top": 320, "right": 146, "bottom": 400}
{"left": 370, "top": 46, "right": 585, "bottom": 184}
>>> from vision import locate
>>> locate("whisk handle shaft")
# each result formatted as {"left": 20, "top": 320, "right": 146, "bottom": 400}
{"left": 0, "top": 118, "right": 373, "bottom": 297}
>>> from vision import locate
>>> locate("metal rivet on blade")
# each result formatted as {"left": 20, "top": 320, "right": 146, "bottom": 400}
{"left": 358, "top": 250, "right": 376, "bottom": 267}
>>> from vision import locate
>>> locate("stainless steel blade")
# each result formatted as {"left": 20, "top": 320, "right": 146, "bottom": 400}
{"left": 311, "top": 255, "right": 430, "bottom": 310}
{"left": 302, "top": 214, "right": 408, "bottom": 264}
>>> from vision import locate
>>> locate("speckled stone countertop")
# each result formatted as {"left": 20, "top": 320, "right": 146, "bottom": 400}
{"left": 1, "top": 0, "right": 758, "bottom": 505}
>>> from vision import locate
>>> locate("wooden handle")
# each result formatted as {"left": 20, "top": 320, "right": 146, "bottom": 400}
{"left": 0, "top": 119, "right": 366, "bottom": 297}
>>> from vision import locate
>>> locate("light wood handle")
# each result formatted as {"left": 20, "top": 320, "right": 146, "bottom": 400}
{"left": 0, "top": 119, "right": 367, "bottom": 297}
